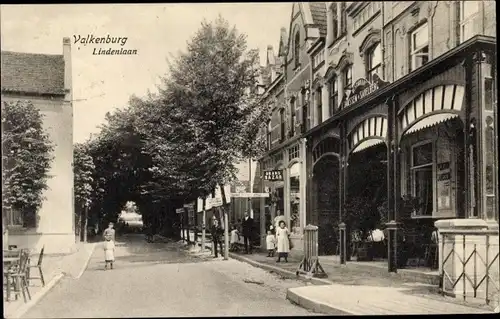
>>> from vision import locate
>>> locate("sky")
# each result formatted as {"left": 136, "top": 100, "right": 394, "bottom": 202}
{"left": 0, "top": 3, "right": 291, "bottom": 143}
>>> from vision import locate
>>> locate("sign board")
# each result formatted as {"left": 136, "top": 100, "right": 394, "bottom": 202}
{"left": 343, "top": 74, "right": 390, "bottom": 108}
{"left": 264, "top": 170, "right": 283, "bottom": 181}
{"left": 175, "top": 208, "right": 184, "bottom": 214}
{"left": 207, "top": 197, "right": 223, "bottom": 207}
{"left": 230, "top": 192, "right": 270, "bottom": 198}
{"left": 184, "top": 203, "right": 195, "bottom": 226}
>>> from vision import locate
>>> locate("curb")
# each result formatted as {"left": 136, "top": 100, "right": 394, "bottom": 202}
{"left": 286, "top": 288, "right": 356, "bottom": 315}
{"left": 8, "top": 273, "right": 65, "bottom": 319}
{"left": 228, "top": 252, "right": 332, "bottom": 286}
{"left": 75, "top": 243, "right": 97, "bottom": 279}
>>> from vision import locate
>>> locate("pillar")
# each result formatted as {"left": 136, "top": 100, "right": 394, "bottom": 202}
{"left": 283, "top": 148, "right": 291, "bottom": 228}
{"left": 386, "top": 95, "right": 400, "bottom": 273}
{"left": 299, "top": 138, "right": 308, "bottom": 234}
{"left": 260, "top": 167, "right": 266, "bottom": 249}
{"left": 339, "top": 123, "right": 347, "bottom": 264}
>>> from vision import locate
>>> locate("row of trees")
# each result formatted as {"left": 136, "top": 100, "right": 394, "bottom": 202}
{"left": 74, "top": 16, "right": 271, "bottom": 238}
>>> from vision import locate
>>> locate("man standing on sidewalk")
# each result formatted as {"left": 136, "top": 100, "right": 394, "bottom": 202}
{"left": 210, "top": 218, "right": 223, "bottom": 258}
{"left": 242, "top": 211, "right": 254, "bottom": 254}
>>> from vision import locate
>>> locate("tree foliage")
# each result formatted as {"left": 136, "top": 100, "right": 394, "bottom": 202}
{"left": 1, "top": 100, "right": 54, "bottom": 227}
{"left": 82, "top": 16, "right": 270, "bottom": 236}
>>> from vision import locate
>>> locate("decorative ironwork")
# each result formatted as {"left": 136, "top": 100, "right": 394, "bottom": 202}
{"left": 440, "top": 229, "right": 499, "bottom": 305}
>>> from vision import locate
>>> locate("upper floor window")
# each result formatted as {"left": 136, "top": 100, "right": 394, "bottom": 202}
{"left": 312, "top": 50, "right": 324, "bottom": 69}
{"left": 330, "top": 3, "right": 338, "bottom": 42}
{"left": 459, "top": 0, "right": 480, "bottom": 43}
{"left": 294, "top": 31, "right": 300, "bottom": 69}
{"left": 410, "top": 23, "right": 429, "bottom": 72}
{"left": 280, "top": 108, "right": 285, "bottom": 141}
{"left": 343, "top": 65, "right": 353, "bottom": 92}
{"left": 316, "top": 87, "right": 323, "bottom": 124}
{"left": 290, "top": 98, "right": 296, "bottom": 137}
{"left": 329, "top": 77, "right": 338, "bottom": 116}
{"left": 266, "top": 120, "right": 272, "bottom": 150}
{"left": 340, "top": 2, "right": 347, "bottom": 35}
{"left": 366, "top": 42, "right": 382, "bottom": 82}
{"left": 353, "top": 2, "right": 382, "bottom": 32}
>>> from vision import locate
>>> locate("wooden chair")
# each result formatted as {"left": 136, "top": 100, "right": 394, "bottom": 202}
{"left": 27, "top": 246, "right": 45, "bottom": 287}
{"left": 6, "top": 249, "right": 31, "bottom": 302}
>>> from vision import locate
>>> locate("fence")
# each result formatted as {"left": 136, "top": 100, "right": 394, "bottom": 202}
{"left": 296, "top": 224, "right": 327, "bottom": 278}
{"left": 439, "top": 229, "right": 499, "bottom": 306}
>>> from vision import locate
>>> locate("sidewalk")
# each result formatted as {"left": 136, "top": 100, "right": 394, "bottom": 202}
{"left": 229, "top": 250, "right": 497, "bottom": 314}
{"left": 3, "top": 242, "right": 96, "bottom": 318}
{"left": 287, "top": 284, "right": 495, "bottom": 315}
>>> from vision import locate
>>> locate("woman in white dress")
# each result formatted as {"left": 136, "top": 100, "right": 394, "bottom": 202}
{"left": 275, "top": 220, "right": 290, "bottom": 263}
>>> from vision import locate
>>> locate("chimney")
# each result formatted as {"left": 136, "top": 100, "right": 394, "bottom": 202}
{"left": 63, "top": 37, "right": 72, "bottom": 101}
{"left": 266, "top": 45, "right": 276, "bottom": 66}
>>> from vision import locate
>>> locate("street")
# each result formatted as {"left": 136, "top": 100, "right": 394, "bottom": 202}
{"left": 22, "top": 234, "right": 317, "bottom": 318}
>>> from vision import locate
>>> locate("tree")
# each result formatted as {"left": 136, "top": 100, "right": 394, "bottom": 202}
{"left": 1, "top": 100, "right": 54, "bottom": 228}
{"left": 74, "top": 142, "right": 95, "bottom": 242}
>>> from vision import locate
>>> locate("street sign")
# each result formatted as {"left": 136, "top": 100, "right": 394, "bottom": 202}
{"left": 230, "top": 192, "right": 270, "bottom": 198}
{"left": 264, "top": 170, "right": 283, "bottom": 181}
{"left": 175, "top": 208, "right": 184, "bottom": 214}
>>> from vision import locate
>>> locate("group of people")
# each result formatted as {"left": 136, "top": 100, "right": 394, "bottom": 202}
{"left": 102, "top": 222, "right": 116, "bottom": 270}
{"left": 266, "top": 218, "right": 291, "bottom": 263}
{"left": 210, "top": 211, "right": 255, "bottom": 258}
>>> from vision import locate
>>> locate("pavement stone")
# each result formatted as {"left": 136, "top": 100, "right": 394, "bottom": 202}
{"left": 287, "top": 284, "right": 495, "bottom": 315}
{"left": 3, "top": 242, "right": 96, "bottom": 318}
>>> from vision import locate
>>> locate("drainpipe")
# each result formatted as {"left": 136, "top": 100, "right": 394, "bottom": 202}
{"left": 381, "top": 2, "right": 386, "bottom": 79}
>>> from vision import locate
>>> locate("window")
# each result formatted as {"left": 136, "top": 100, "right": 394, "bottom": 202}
{"left": 290, "top": 98, "right": 296, "bottom": 137}
{"left": 5, "top": 208, "right": 23, "bottom": 227}
{"left": 329, "top": 77, "right": 338, "bottom": 116}
{"left": 410, "top": 23, "right": 429, "bottom": 71}
{"left": 366, "top": 42, "right": 382, "bottom": 82}
{"left": 411, "top": 142, "right": 434, "bottom": 217}
{"left": 280, "top": 109, "right": 285, "bottom": 141}
{"left": 302, "top": 104, "right": 309, "bottom": 133}
{"left": 313, "top": 51, "right": 324, "bottom": 69}
{"left": 266, "top": 120, "right": 272, "bottom": 149}
{"left": 340, "top": 2, "right": 347, "bottom": 35}
{"left": 343, "top": 65, "right": 352, "bottom": 99}
{"left": 331, "top": 3, "right": 338, "bottom": 42}
{"left": 316, "top": 87, "right": 323, "bottom": 125}
{"left": 294, "top": 31, "right": 300, "bottom": 69}
{"left": 353, "top": 2, "right": 381, "bottom": 32}
{"left": 484, "top": 75, "right": 497, "bottom": 221}
{"left": 459, "top": 0, "right": 480, "bottom": 43}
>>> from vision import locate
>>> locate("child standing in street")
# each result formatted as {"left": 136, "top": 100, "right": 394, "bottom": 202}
{"left": 103, "top": 234, "right": 115, "bottom": 270}
{"left": 266, "top": 230, "right": 277, "bottom": 257}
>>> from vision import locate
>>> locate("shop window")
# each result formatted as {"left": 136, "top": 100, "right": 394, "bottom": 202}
{"left": 410, "top": 23, "right": 429, "bottom": 72}
{"left": 366, "top": 42, "right": 382, "bottom": 82}
{"left": 329, "top": 76, "right": 338, "bottom": 116}
{"left": 459, "top": 0, "right": 480, "bottom": 43}
{"left": 279, "top": 109, "right": 285, "bottom": 142}
{"left": 294, "top": 31, "right": 300, "bottom": 69}
{"left": 316, "top": 87, "right": 323, "bottom": 125}
{"left": 289, "top": 162, "right": 301, "bottom": 235}
{"left": 411, "top": 142, "right": 434, "bottom": 217}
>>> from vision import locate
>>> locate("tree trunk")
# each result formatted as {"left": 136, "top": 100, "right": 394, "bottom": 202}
{"left": 83, "top": 206, "right": 89, "bottom": 243}
{"left": 220, "top": 185, "right": 229, "bottom": 260}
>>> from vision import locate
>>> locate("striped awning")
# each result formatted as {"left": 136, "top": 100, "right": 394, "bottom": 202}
{"left": 352, "top": 139, "right": 385, "bottom": 153}
{"left": 405, "top": 113, "right": 460, "bottom": 135}
{"left": 400, "top": 84, "right": 464, "bottom": 134}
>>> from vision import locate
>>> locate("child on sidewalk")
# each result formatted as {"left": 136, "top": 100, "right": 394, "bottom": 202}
{"left": 230, "top": 224, "right": 240, "bottom": 252}
{"left": 266, "top": 230, "right": 277, "bottom": 257}
{"left": 103, "top": 234, "right": 115, "bottom": 270}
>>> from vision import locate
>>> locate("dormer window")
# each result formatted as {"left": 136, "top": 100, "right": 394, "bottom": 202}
{"left": 294, "top": 31, "right": 300, "bottom": 69}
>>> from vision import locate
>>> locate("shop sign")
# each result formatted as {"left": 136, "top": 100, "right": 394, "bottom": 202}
{"left": 264, "top": 170, "right": 283, "bottom": 181}
{"left": 343, "top": 74, "right": 390, "bottom": 108}
{"left": 230, "top": 192, "right": 270, "bottom": 198}
{"left": 175, "top": 208, "right": 184, "bottom": 214}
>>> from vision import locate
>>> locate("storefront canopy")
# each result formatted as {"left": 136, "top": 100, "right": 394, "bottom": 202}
{"left": 404, "top": 113, "right": 460, "bottom": 136}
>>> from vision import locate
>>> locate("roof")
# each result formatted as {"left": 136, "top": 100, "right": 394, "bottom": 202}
{"left": 309, "top": 2, "right": 327, "bottom": 37}
{"left": 1, "top": 51, "right": 66, "bottom": 95}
